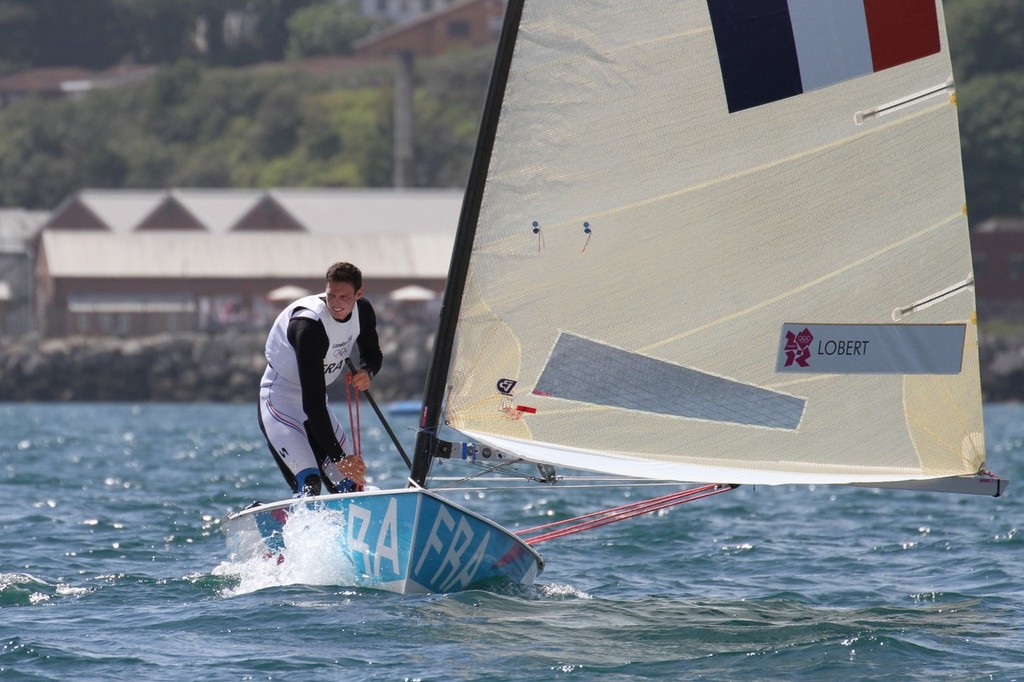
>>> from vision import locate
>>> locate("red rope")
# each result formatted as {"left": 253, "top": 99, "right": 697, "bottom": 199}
{"left": 345, "top": 373, "right": 361, "bottom": 456}
{"left": 517, "top": 483, "right": 736, "bottom": 545}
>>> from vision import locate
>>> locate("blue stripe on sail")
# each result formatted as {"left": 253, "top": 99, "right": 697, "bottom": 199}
{"left": 788, "top": 0, "right": 873, "bottom": 92}
{"left": 706, "top": 0, "right": 803, "bottom": 113}
{"left": 534, "top": 334, "right": 805, "bottom": 430}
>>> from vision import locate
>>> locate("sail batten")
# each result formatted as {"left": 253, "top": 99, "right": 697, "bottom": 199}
{"left": 436, "top": 0, "right": 991, "bottom": 489}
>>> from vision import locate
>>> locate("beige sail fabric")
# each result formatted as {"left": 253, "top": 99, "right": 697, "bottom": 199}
{"left": 443, "top": 0, "right": 985, "bottom": 485}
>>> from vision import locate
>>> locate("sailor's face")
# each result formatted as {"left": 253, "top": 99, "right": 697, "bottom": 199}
{"left": 325, "top": 281, "right": 361, "bottom": 320}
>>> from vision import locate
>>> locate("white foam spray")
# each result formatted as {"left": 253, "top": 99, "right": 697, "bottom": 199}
{"left": 214, "top": 504, "right": 360, "bottom": 597}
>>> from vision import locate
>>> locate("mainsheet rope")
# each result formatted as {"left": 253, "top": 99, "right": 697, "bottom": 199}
{"left": 516, "top": 483, "right": 737, "bottom": 545}
{"left": 345, "top": 373, "right": 361, "bottom": 457}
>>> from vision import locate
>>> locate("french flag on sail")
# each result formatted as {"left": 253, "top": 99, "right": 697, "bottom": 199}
{"left": 707, "top": 0, "right": 941, "bottom": 113}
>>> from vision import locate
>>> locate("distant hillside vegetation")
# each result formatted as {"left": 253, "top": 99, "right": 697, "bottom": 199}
{"left": 0, "top": 47, "right": 493, "bottom": 209}
{"left": 0, "top": 0, "right": 1022, "bottom": 224}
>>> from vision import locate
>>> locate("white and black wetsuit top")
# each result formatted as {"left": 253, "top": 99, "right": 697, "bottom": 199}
{"left": 263, "top": 295, "right": 383, "bottom": 460}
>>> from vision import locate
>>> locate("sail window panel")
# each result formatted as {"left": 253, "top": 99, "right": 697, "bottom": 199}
{"left": 534, "top": 333, "right": 805, "bottom": 430}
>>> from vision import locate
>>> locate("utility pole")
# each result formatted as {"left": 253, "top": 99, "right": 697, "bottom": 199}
{"left": 393, "top": 49, "right": 415, "bottom": 188}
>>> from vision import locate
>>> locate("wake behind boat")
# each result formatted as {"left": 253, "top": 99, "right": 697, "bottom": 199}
{"left": 224, "top": 0, "right": 1006, "bottom": 594}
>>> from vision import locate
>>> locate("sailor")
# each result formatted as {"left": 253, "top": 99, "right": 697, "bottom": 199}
{"left": 258, "top": 262, "right": 383, "bottom": 496}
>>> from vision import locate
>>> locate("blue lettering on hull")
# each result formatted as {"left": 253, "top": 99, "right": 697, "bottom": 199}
{"left": 246, "top": 491, "right": 541, "bottom": 593}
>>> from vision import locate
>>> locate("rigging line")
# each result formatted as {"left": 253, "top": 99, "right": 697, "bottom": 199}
{"left": 640, "top": 211, "right": 962, "bottom": 355}
{"left": 345, "top": 376, "right": 361, "bottom": 457}
{"left": 516, "top": 484, "right": 721, "bottom": 535}
{"left": 423, "top": 475, "right": 696, "bottom": 485}
{"left": 524, "top": 487, "right": 732, "bottom": 544}
{"left": 432, "top": 460, "right": 525, "bottom": 488}
{"left": 519, "top": 484, "right": 737, "bottom": 545}
{"left": 423, "top": 480, "right": 690, "bottom": 490}
{"left": 344, "top": 358, "right": 412, "bottom": 470}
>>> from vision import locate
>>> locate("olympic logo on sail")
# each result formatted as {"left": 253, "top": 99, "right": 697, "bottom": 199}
{"left": 783, "top": 327, "right": 814, "bottom": 368}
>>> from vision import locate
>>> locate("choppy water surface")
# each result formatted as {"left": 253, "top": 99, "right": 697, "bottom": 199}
{"left": 1, "top": 402, "right": 1021, "bottom": 680}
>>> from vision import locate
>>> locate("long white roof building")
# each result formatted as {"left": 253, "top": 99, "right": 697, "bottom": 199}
{"left": 36, "top": 188, "right": 464, "bottom": 335}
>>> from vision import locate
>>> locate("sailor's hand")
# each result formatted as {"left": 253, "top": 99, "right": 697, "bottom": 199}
{"left": 349, "top": 369, "right": 372, "bottom": 391}
{"left": 336, "top": 453, "right": 366, "bottom": 491}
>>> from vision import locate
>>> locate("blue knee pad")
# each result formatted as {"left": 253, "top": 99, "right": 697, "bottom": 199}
{"left": 295, "top": 468, "right": 322, "bottom": 496}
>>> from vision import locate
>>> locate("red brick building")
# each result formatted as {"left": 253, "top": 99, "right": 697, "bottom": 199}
{"left": 971, "top": 217, "right": 1024, "bottom": 319}
{"left": 354, "top": 0, "right": 504, "bottom": 59}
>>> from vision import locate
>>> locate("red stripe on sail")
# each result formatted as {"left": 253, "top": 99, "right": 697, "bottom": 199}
{"left": 516, "top": 405, "right": 537, "bottom": 414}
{"left": 863, "top": 0, "right": 940, "bottom": 72}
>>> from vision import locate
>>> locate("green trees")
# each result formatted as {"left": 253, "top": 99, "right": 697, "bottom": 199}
{"left": 0, "top": 0, "right": 368, "bottom": 71}
{"left": 946, "top": 0, "right": 1024, "bottom": 221}
{"left": 0, "top": 0, "right": 492, "bottom": 207}
{"left": 0, "top": 0, "right": 134, "bottom": 70}
{"left": 0, "top": 47, "right": 493, "bottom": 206}
{"left": 0, "top": 1, "right": 1020, "bottom": 220}
{"left": 286, "top": 3, "right": 385, "bottom": 60}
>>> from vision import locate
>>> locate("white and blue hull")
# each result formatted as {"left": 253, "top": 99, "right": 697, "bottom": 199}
{"left": 222, "top": 488, "right": 544, "bottom": 594}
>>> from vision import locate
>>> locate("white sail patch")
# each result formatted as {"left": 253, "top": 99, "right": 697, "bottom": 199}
{"left": 777, "top": 323, "right": 965, "bottom": 374}
{"left": 533, "top": 333, "right": 805, "bottom": 430}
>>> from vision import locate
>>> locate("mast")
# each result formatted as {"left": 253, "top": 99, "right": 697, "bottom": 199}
{"left": 409, "top": 0, "right": 526, "bottom": 487}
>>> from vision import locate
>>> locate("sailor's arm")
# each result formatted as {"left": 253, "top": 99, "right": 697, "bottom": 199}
{"left": 351, "top": 298, "right": 383, "bottom": 391}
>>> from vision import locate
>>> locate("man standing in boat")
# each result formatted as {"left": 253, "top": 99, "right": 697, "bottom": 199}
{"left": 258, "top": 262, "right": 383, "bottom": 496}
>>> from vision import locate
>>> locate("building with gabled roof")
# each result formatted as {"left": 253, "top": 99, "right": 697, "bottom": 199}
{"left": 354, "top": 0, "right": 504, "bottom": 59}
{"left": 234, "top": 194, "right": 304, "bottom": 232}
{"left": 136, "top": 195, "right": 207, "bottom": 231}
{"left": 0, "top": 208, "right": 48, "bottom": 336}
{"left": 36, "top": 188, "right": 461, "bottom": 336}
{"left": 46, "top": 190, "right": 170, "bottom": 232}
{"left": 0, "top": 65, "right": 157, "bottom": 109}
{"left": 43, "top": 188, "right": 465, "bottom": 234}
{"left": 971, "top": 217, "right": 1024, "bottom": 319}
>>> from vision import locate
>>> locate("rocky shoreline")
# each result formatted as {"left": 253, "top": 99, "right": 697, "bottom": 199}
{"left": 2, "top": 326, "right": 1023, "bottom": 403}
{"left": 0, "top": 319, "right": 435, "bottom": 403}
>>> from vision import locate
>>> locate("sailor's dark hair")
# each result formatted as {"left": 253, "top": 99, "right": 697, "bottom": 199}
{"left": 326, "top": 262, "right": 362, "bottom": 290}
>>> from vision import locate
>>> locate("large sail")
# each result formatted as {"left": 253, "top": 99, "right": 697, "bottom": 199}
{"left": 440, "top": 0, "right": 989, "bottom": 487}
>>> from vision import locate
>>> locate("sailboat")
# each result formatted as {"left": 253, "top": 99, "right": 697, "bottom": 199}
{"left": 222, "top": 0, "right": 1007, "bottom": 594}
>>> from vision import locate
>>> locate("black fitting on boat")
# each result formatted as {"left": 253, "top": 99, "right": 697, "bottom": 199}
{"left": 435, "top": 439, "right": 453, "bottom": 459}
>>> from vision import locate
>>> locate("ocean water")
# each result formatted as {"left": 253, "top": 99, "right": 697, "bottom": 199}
{"left": 0, "top": 401, "right": 1022, "bottom": 681}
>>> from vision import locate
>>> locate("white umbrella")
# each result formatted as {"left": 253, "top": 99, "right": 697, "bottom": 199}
{"left": 388, "top": 285, "right": 437, "bottom": 302}
{"left": 266, "top": 284, "right": 312, "bottom": 302}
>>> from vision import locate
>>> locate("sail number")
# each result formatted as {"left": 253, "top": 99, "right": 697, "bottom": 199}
{"left": 345, "top": 496, "right": 493, "bottom": 591}
{"left": 413, "top": 504, "right": 491, "bottom": 592}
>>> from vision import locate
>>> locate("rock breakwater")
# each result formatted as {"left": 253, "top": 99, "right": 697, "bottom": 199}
{"left": 0, "top": 320, "right": 434, "bottom": 403}
{"left": 2, "top": 326, "right": 1023, "bottom": 403}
